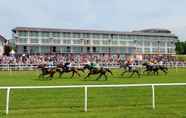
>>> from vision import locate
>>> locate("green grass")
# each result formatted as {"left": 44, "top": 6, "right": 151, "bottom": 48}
{"left": 0, "top": 68, "right": 186, "bottom": 118}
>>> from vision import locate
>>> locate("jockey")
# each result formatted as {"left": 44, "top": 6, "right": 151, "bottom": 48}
{"left": 159, "top": 60, "right": 163, "bottom": 66}
{"left": 64, "top": 61, "right": 71, "bottom": 70}
{"left": 47, "top": 59, "right": 54, "bottom": 71}
{"left": 90, "top": 61, "right": 97, "bottom": 70}
{"left": 127, "top": 58, "right": 133, "bottom": 72}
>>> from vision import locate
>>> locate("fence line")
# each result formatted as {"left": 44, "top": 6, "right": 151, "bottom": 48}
{"left": 0, "top": 62, "right": 186, "bottom": 71}
{"left": 1, "top": 83, "right": 186, "bottom": 114}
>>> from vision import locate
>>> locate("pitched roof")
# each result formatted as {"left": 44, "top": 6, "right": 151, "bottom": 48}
{"left": 0, "top": 34, "right": 6, "bottom": 42}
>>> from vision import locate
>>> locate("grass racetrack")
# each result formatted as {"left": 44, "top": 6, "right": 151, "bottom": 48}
{"left": 0, "top": 68, "right": 186, "bottom": 118}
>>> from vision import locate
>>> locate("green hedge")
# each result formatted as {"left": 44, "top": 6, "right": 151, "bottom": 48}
{"left": 176, "top": 55, "right": 186, "bottom": 61}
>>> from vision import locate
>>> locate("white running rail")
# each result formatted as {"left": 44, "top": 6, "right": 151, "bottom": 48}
{"left": 1, "top": 83, "right": 186, "bottom": 115}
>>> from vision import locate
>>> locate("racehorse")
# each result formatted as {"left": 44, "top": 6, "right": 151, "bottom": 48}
{"left": 120, "top": 63, "right": 142, "bottom": 78}
{"left": 142, "top": 62, "right": 168, "bottom": 75}
{"left": 83, "top": 64, "right": 113, "bottom": 80}
{"left": 37, "top": 64, "right": 56, "bottom": 79}
{"left": 56, "top": 64, "right": 84, "bottom": 78}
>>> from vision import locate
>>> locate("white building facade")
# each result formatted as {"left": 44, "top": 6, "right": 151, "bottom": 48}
{"left": 12, "top": 27, "right": 178, "bottom": 55}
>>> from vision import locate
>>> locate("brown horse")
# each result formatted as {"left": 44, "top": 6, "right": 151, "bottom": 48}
{"left": 83, "top": 64, "right": 113, "bottom": 80}
{"left": 37, "top": 64, "right": 56, "bottom": 79}
{"left": 56, "top": 64, "right": 84, "bottom": 78}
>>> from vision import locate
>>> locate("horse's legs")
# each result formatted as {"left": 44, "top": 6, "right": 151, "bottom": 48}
{"left": 137, "top": 71, "right": 141, "bottom": 78}
{"left": 162, "top": 69, "right": 167, "bottom": 75}
{"left": 107, "top": 69, "right": 113, "bottom": 75}
{"left": 129, "top": 71, "right": 134, "bottom": 78}
{"left": 103, "top": 74, "right": 108, "bottom": 80}
{"left": 59, "top": 71, "right": 64, "bottom": 78}
{"left": 84, "top": 73, "right": 91, "bottom": 79}
{"left": 76, "top": 71, "right": 81, "bottom": 77}
{"left": 96, "top": 73, "right": 103, "bottom": 80}
{"left": 48, "top": 72, "right": 55, "bottom": 80}
{"left": 155, "top": 70, "right": 158, "bottom": 76}
{"left": 121, "top": 71, "right": 127, "bottom": 77}
{"left": 38, "top": 74, "right": 42, "bottom": 79}
{"left": 71, "top": 71, "right": 75, "bottom": 78}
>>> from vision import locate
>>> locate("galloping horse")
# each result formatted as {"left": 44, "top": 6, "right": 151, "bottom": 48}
{"left": 56, "top": 64, "right": 84, "bottom": 78}
{"left": 37, "top": 64, "right": 56, "bottom": 79}
{"left": 120, "top": 63, "right": 142, "bottom": 78}
{"left": 142, "top": 62, "right": 168, "bottom": 75}
{"left": 83, "top": 64, "right": 113, "bottom": 80}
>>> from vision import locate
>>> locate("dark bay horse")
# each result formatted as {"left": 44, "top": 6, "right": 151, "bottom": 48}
{"left": 120, "top": 63, "right": 142, "bottom": 78}
{"left": 142, "top": 63, "right": 168, "bottom": 75}
{"left": 56, "top": 64, "right": 84, "bottom": 78}
{"left": 83, "top": 64, "right": 113, "bottom": 80}
{"left": 37, "top": 64, "right": 56, "bottom": 79}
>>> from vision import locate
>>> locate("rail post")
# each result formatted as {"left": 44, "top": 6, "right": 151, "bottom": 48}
{"left": 84, "top": 86, "right": 88, "bottom": 112}
{"left": 152, "top": 85, "right": 155, "bottom": 109}
{"left": 6, "top": 88, "right": 11, "bottom": 114}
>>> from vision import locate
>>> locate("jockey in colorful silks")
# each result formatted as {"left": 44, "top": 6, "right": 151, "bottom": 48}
{"left": 64, "top": 61, "right": 71, "bottom": 71}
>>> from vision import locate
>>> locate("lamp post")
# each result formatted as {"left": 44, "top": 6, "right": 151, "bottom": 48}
{"left": 80, "top": 39, "right": 84, "bottom": 53}
{"left": 133, "top": 40, "right": 137, "bottom": 55}
{"left": 108, "top": 39, "right": 111, "bottom": 56}
{"left": 157, "top": 40, "right": 160, "bottom": 55}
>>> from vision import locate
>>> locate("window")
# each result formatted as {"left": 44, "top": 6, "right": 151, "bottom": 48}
{"left": 102, "top": 40, "right": 109, "bottom": 45}
{"left": 53, "top": 39, "right": 61, "bottom": 44}
{"left": 72, "top": 47, "right": 81, "bottom": 53}
{"left": 113, "top": 34, "right": 119, "bottom": 39}
{"left": 63, "top": 40, "right": 71, "bottom": 44}
{"left": 19, "top": 31, "right": 28, "bottom": 37}
{"left": 119, "top": 48, "right": 126, "bottom": 53}
{"left": 136, "top": 40, "right": 143, "bottom": 46}
{"left": 144, "top": 41, "right": 150, "bottom": 46}
{"left": 30, "top": 31, "right": 39, "bottom": 37}
{"left": 41, "top": 32, "right": 50, "bottom": 37}
{"left": 72, "top": 40, "right": 81, "bottom": 44}
{"left": 52, "top": 32, "right": 60, "bottom": 37}
{"left": 62, "top": 32, "right": 71, "bottom": 38}
{"left": 72, "top": 33, "right": 81, "bottom": 38}
{"left": 103, "top": 34, "right": 109, "bottom": 39}
{"left": 102, "top": 47, "right": 109, "bottom": 52}
{"left": 120, "top": 41, "right": 126, "bottom": 45}
{"left": 41, "top": 39, "right": 51, "bottom": 44}
{"left": 41, "top": 47, "right": 50, "bottom": 53}
{"left": 30, "top": 38, "right": 39, "bottom": 43}
{"left": 111, "top": 48, "right": 116, "bottom": 53}
{"left": 128, "top": 47, "right": 135, "bottom": 54}
{"left": 93, "top": 40, "right": 100, "bottom": 45}
{"left": 82, "top": 33, "right": 90, "bottom": 38}
{"left": 18, "top": 38, "right": 27, "bottom": 43}
{"left": 92, "top": 34, "right": 100, "bottom": 39}
{"left": 167, "top": 42, "right": 174, "bottom": 47}
{"left": 30, "top": 46, "right": 39, "bottom": 53}
{"left": 112, "top": 41, "right": 118, "bottom": 45}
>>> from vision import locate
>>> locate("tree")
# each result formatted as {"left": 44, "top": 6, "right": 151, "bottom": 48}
{"left": 175, "top": 41, "right": 186, "bottom": 54}
{"left": 3, "top": 45, "right": 12, "bottom": 56}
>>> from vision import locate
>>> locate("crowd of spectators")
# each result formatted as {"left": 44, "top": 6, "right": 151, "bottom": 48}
{"left": 0, "top": 54, "right": 185, "bottom": 67}
{"left": 0, "top": 54, "right": 121, "bottom": 65}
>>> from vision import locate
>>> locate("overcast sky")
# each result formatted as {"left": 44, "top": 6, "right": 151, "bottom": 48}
{"left": 0, "top": 0, "right": 186, "bottom": 40}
